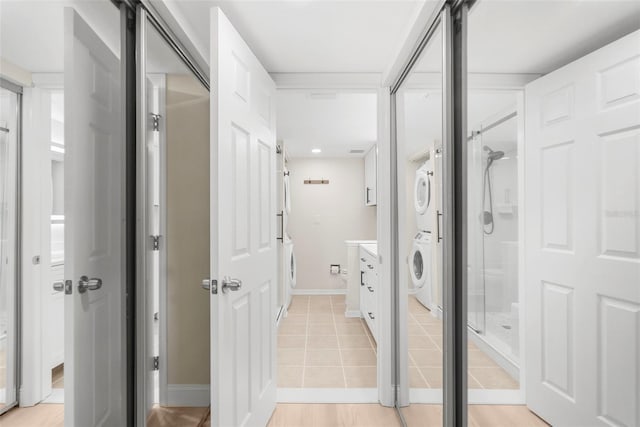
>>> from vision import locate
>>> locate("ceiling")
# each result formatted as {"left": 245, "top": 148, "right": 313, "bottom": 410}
{"left": 413, "top": 0, "right": 640, "bottom": 73}
{"left": 277, "top": 90, "right": 377, "bottom": 158}
{"left": 2, "top": 0, "right": 639, "bottom": 162}
{"left": 155, "top": 0, "right": 427, "bottom": 73}
{"left": 0, "top": 0, "right": 197, "bottom": 75}
{"left": 0, "top": 1, "right": 121, "bottom": 73}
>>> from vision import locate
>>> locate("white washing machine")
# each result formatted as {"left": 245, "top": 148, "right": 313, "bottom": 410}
{"left": 414, "top": 160, "right": 434, "bottom": 233}
{"left": 410, "top": 232, "right": 432, "bottom": 309}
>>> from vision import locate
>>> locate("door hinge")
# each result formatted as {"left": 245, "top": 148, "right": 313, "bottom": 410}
{"left": 151, "top": 235, "right": 161, "bottom": 251}
{"left": 153, "top": 356, "right": 159, "bottom": 371}
{"left": 150, "top": 113, "right": 161, "bottom": 132}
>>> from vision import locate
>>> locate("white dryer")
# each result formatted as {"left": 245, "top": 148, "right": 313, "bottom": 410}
{"left": 414, "top": 160, "right": 434, "bottom": 233}
{"left": 284, "top": 237, "right": 297, "bottom": 296}
{"left": 410, "top": 232, "right": 433, "bottom": 309}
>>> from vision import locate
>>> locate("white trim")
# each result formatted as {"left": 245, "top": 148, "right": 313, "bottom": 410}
{"left": 408, "top": 388, "right": 525, "bottom": 405}
{"left": 515, "top": 91, "right": 527, "bottom": 399}
{"left": 290, "top": 289, "right": 346, "bottom": 296}
{"left": 390, "top": 72, "right": 540, "bottom": 91}
{"left": 41, "top": 389, "right": 64, "bottom": 404}
{"left": 381, "top": 0, "right": 443, "bottom": 87}
{"left": 20, "top": 82, "right": 64, "bottom": 407}
{"left": 271, "top": 73, "right": 382, "bottom": 90}
{"left": 277, "top": 388, "right": 378, "bottom": 404}
{"left": 150, "top": 73, "right": 169, "bottom": 408}
{"left": 375, "top": 87, "right": 394, "bottom": 407}
{"left": 31, "top": 73, "right": 64, "bottom": 88}
{"left": 344, "top": 310, "right": 362, "bottom": 318}
{"left": 0, "top": 58, "right": 33, "bottom": 87}
{"left": 142, "top": 1, "right": 210, "bottom": 81}
{"left": 166, "top": 384, "right": 210, "bottom": 407}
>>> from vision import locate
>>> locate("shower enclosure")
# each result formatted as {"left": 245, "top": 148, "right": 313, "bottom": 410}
{"left": 0, "top": 84, "right": 19, "bottom": 414}
{"left": 468, "top": 111, "right": 520, "bottom": 366}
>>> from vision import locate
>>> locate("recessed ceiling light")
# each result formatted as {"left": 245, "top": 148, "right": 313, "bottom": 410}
{"left": 311, "top": 148, "right": 322, "bottom": 154}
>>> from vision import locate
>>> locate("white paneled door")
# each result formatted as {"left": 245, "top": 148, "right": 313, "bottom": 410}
{"left": 209, "top": 7, "right": 278, "bottom": 427}
{"left": 64, "top": 8, "right": 125, "bottom": 427}
{"left": 525, "top": 30, "right": 640, "bottom": 426}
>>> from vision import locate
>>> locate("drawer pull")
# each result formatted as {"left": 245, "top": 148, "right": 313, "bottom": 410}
{"left": 360, "top": 257, "right": 366, "bottom": 262}
{"left": 367, "top": 286, "right": 374, "bottom": 293}
{"left": 367, "top": 312, "right": 375, "bottom": 320}
{"left": 360, "top": 271, "right": 365, "bottom": 286}
{"left": 367, "top": 264, "right": 374, "bottom": 269}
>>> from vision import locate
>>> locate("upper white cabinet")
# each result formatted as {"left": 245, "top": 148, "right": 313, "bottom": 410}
{"left": 364, "top": 145, "right": 377, "bottom": 206}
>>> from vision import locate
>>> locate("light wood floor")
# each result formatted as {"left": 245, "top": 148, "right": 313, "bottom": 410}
{"left": 0, "top": 403, "right": 548, "bottom": 426}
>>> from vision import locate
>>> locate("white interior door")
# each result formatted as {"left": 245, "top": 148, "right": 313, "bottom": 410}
{"left": 209, "top": 7, "right": 277, "bottom": 426}
{"left": 64, "top": 8, "right": 125, "bottom": 426}
{"left": 525, "top": 30, "right": 640, "bottom": 426}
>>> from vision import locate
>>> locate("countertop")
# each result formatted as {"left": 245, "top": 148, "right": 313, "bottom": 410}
{"left": 360, "top": 243, "right": 378, "bottom": 257}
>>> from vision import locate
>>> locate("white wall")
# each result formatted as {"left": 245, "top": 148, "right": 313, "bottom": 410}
{"left": 166, "top": 74, "right": 210, "bottom": 387}
{"left": 287, "top": 158, "right": 376, "bottom": 291}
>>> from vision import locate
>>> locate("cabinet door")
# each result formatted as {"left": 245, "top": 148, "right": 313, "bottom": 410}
{"left": 365, "top": 146, "right": 377, "bottom": 206}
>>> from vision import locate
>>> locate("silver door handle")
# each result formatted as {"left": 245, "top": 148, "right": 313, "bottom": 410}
{"left": 78, "top": 276, "right": 102, "bottom": 293}
{"left": 222, "top": 276, "right": 242, "bottom": 293}
{"left": 53, "top": 281, "right": 64, "bottom": 292}
{"left": 202, "top": 278, "right": 211, "bottom": 291}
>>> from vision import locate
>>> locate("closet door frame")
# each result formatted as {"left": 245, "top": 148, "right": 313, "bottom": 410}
{"left": 0, "top": 77, "right": 22, "bottom": 416}
{"left": 387, "top": 0, "right": 471, "bottom": 425}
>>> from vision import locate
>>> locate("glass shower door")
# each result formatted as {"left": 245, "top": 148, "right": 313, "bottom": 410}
{"left": 467, "top": 129, "right": 485, "bottom": 334}
{"left": 0, "top": 86, "right": 19, "bottom": 414}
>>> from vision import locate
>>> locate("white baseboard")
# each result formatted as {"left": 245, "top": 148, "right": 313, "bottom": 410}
{"left": 290, "top": 289, "right": 347, "bottom": 296}
{"left": 345, "top": 310, "right": 362, "bottom": 318}
{"left": 277, "top": 388, "right": 378, "bottom": 403}
{"left": 166, "top": 384, "right": 210, "bottom": 407}
{"left": 408, "top": 388, "right": 524, "bottom": 404}
{"left": 42, "top": 388, "right": 64, "bottom": 404}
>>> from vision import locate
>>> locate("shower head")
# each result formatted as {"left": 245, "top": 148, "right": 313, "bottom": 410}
{"left": 483, "top": 145, "right": 504, "bottom": 164}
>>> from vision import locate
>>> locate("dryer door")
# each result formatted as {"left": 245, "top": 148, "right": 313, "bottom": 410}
{"left": 414, "top": 169, "right": 432, "bottom": 215}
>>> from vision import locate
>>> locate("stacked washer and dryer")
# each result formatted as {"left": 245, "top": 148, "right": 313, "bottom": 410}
{"left": 282, "top": 168, "right": 297, "bottom": 309}
{"left": 410, "top": 157, "right": 435, "bottom": 310}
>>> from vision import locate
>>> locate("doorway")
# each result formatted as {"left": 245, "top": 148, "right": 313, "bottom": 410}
{"left": 275, "top": 89, "right": 380, "bottom": 398}
{"left": 1, "top": 1, "right": 135, "bottom": 424}
{"left": 0, "top": 81, "right": 20, "bottom": 416}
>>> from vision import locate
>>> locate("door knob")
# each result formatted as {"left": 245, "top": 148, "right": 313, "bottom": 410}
{"left": 222, "top": 276, "right": 242, "bottom": 293}
{"left": 202, "top": 278, "right": 211, "bottom": 291}
{"left": 53, "top": 281, "right": 64, "bottom": 292}
{"left": 78, "top": 276, "right": 102, "bottom": 293}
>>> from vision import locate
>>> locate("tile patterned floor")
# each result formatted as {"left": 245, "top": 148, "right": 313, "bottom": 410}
{"left": 407, "top": 296, "right": 519, "bottom": 389}
{"left": 278, "top": 295, "right": 377, "bottom": 389}
{"left": 278, "top": 295, "right": 518, "bottom": 390}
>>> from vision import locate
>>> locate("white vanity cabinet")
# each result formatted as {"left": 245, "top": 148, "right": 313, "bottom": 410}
{"left": 359, "top": 244, "right": 378, "bottom": 343}
{"left": 364, "top": 145, "right": 377, "bottom": 206}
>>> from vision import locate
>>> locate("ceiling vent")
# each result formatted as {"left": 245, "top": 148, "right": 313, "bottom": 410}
{"left": 308, "top": 92, "right": 337, "bottom": 100}
{"left": 349, "top": 149, "right": 365, "bottom": 154}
